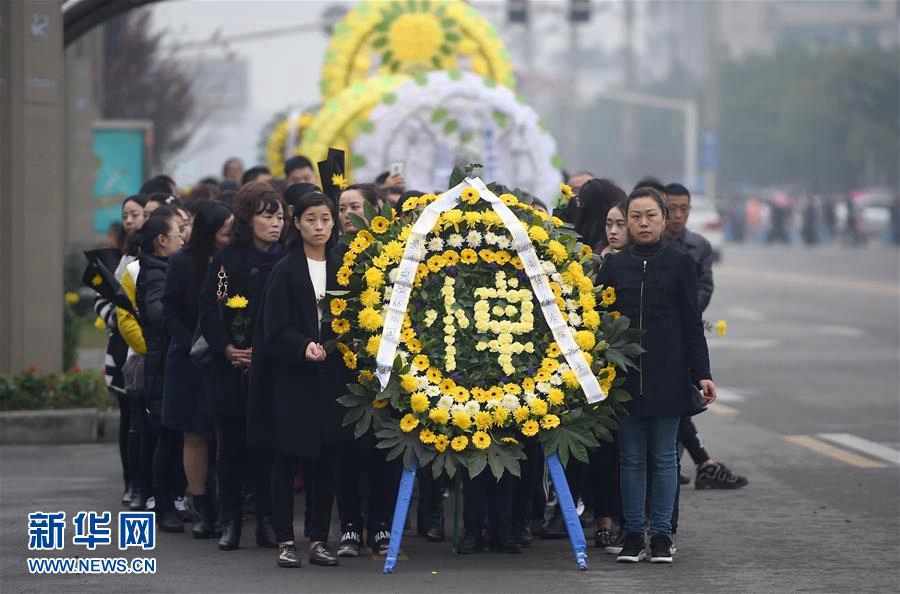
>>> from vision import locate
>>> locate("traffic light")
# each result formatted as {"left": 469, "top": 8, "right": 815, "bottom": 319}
{"left": 569, "top": 0, "right": 591, "bottom": 23}
{"left": 508, "top": 0, "right": 529, "bottom": 24}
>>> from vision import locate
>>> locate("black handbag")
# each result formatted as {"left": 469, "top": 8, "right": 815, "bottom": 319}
{"left": 189, "top": 326, "right": 212, "bottom": 370}
{"left": 687, "top": 386, "right": 708, "bottom": 417}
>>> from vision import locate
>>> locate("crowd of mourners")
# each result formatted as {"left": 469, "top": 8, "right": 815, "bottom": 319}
{"left": 91, "top": 155, "right": 747, "bottom": 569}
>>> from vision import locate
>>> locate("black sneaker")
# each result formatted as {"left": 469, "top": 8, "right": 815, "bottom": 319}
{"left": 336, "top": 524, "right": 361, "bottom": 558}
{"left": 368, "top": 523, "right": 391, "bottom": 556}
{"left": 616, "top": 532, "right": 646, "bottom": 563}
{"left": 457, "top": 528, "right": 480, "bottom": 554}
{"left": 604, "top": 531, "right": 626, "bottom": 554}
{"left": 276, "top": 543, "right": 301, "bottom": 568}
{"left": 308, "top": 542, "right": 339, "bottom": 566}
{"left": 695, "top": 462, "right": 749, "bottom": 490}
{"left": 649, "top": 533, "right": 674, "bottom": 563}
{"left": 679, "top": 472, "right": 691, "bottom": 485}
{"left": 594, "top": 528, "right": 618, "bottom": 550}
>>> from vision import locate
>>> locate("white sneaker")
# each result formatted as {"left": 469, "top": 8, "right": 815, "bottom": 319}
{"left": 174, "top": 496, "right": 188, "bottom": 511}
{"left": 145, "top": 496, "right": 156, "bottom": 511}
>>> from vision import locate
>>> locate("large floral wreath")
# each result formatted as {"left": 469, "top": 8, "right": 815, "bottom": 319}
{"left": 324, "top": 175, "right": 642, "bottom": 480}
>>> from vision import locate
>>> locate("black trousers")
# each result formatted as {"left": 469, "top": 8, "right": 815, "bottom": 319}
{"left": 463, "top": 470, "right": 514, "bottom": 535}
{"left": 116, "top": 392, "right": 130, "bottom": 488}
{"left": 677, "top": 417, "right": 710, "bottom": 466}
{"left": 340, "top": 440, "right": 401, "bottom": 533}
{"left": 271, "top": 445, "right": 347, "bottom": 544}
{"left": 513, "top": 438, "right": 544, "bottom": 528}
{"left": 153, "top": 425, "right": 182, "bottom": 506}
{"left": 589, "top": 441, "right": 621, "bottom": 520}
{"left": 127, "top": 389, "right": 157, "bottom": 497}
{"left": 215, "top": 413, "right": 272, "bottom": 524}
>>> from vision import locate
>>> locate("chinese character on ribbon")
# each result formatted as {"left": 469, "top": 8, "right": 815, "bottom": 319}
{"left": 73, "top": 511, "right": 112, "bottom": 550}
{"left": 28, "top": 511, "right": 66, "bottom": 550}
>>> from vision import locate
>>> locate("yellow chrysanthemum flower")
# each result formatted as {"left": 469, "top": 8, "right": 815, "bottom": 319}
{"left": 426, "top": 367, "right": 442, "bottom": 384}
{"left": 225, "top": 294, "right": 248, "bottom": 309}
{"left": 426, "top": 255, "right": 445, "bottom": 273}
{"left": 360, "top": 287, "right": 380, "bottom": 307}
{"left": 400, "top": 413, "right": 419, "bottom": 433}
{"left": 342, "top": 351, "right": 357, "bottom": 370}
{"left": 331, "top": 173, "right": 349, "bottom": 190}
{"left": 442, "top": 250, "right": 460, "bottom": 267}
{"left": 451, "top": 435, "right": 469, "bottom": 452}
{"left": 429, "top": 408, "right": 450, "bottom": 425}
{"left": 461, "top": 187, "right": 480, "bottom": 205}
{"left": 460, "top": 248, "right": 478, "bottom": 264}
{"left": 513, "top": 406, "right": 530, "bottom": 423}
{"left": 472, "top": 431, "right": 491, "bottom": 450}
{"left": 365, "top": 335, "right": 381, "bottom": 356}
{"left": 478, "top": 248, "right": 495, "bottom": 263}
{"left": 412, "top": 354, "right": 430, "bottom": 371}
{"left": 583, "top": 309, "right": 601, "bottom": 329}
{"left": 715, "top": 320, "right": 728, "bottom": 336}
{"left": 439, "top": 378, "right": 456, "bottom": 395}
{"left": 370, "top": 216, "right": 390, "bottom": 234}
{"left": 601, "top": 286, "right": 616, "bottom": 307}
{"left": 547, "top": 240, "right": 568, "bottom": 264}
{"left": 579, "top": 244, "right": 593, "bottom": 259}
{"left": 500, "top": 193, "right": 519, "bottom": 206}
{"left": 434, "top": 434, "right": 450, "bottom": 452}
{"left": 364, "top": 267, "right": 385, "bottom": 288}
{"left": 373, "top": 399, "right": 388, "bottom": 409}
{"left": 400, "top": 374, "right": 419, "bottom": 393}
{"left": 337, "top": 267, "right": 352, "bottom": 286}
{"left": 452, "top": 386, "right": 470, "bottom": 403}
{"left": 546, "top": 342, "right": 561, "bottom": 358}
{"left": 528, "top": 226, "right": 549, "bottom": 243}
{"left": 330, "top": 298, "right": 348, "bottom": 316}
{"left": 562, "top": 370, "right": 580, "bottom": 389}
{"left": 452, "top": 411, "right": 472, "bottom": 431}
{"left": 358, "top": 307, "right": 384, "bottom": 331}
{"left": 575, "top": 330, "right": 596, "bottom": 351}
{"left": 419, "top": 428, "right": 437, "bottom": 444}
{"left": 331, "top": 318, "right": 350, "bottom": 334}
{"left": 410, "top": 392, "right": 429, "bottom": 413}
{"left": 560, "top": 183, "right": 574, "bottom": 198}
{"left": 530, "top": 399, "right": 548, "bottom": 417}
{"left": 521, "top": 420, "right": 539, "bottom": 437}
{"left": 522, "top": 377, "right": 536, "bottom": 392}
{"left": 474, "top": 411, "right": 493, "bottom": 430}
{"left": 541, "top": 414, "right": 560, "bottom": 430}
{"left": 493, "top": 250, "right": 511, "bottom": 266}
{"left": 547, "top": 388, "right": 565, "bottom": 405}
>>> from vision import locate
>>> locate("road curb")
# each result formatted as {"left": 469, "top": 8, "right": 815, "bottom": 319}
{"left": 0, "top": 408, "right": 106, "bottom": 444}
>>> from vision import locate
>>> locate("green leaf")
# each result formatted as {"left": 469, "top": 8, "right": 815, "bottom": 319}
{"left": 443, "top": 119, "right": 459, "bottom": 135}
{"left": 362, "top": 199, "right": 378, "bottom": 222}
{"left": 431, "top": 107, "right": 449, "bottom": 123}
{"left": 372, "top": 36, "right": 388, "bottom": 49}
{"left": 382, "top": 92, "right": 397, "bottom": 105}
{"left": 414, "top": 71, "right": 428, "bottom": 86}
{"left": 348, "top": 213, "right": 369, "bottom": 232}
{"left": 492, "top": 110, "right": 509, "bottom": 128}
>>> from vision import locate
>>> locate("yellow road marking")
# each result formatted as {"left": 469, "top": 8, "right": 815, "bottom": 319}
{"left": 708, "top": 402, "right": 738, "bottom": 415}
{"left": 784, "top": 435, "right": 888, "bottom": 468}
{"left": 718, "top": 265, "right": 900, "bottom": 297}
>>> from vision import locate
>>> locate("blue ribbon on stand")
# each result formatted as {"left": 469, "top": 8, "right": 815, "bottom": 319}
{"left": 383, "top": 457, "right": 418, "bottom": 574}
{"left": 543, "top": 448, "right": 588, "bottom": 570}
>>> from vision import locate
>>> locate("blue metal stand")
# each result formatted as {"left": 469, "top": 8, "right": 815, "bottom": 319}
{"left": 383, "top": 458, "right": 417, "bottom": 574}
{"left": 544, "top": 449, "right": 588, "bottom": 570}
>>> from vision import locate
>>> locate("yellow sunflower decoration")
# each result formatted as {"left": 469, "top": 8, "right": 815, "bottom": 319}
{"left": 264, "top": 112, "right": 316, "bottom": 178}
{"left": 319, "top": 0, "right": 515, "bottom": 100}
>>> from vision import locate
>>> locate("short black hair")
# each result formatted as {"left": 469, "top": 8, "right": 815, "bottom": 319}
{"left": 633, "top": 177, "right": 666, "bottom": 194}
{"left": 284, "top": 182, "right": 321, "bottom": 208}
{"left": 140, "top": 175, "right": 175, "bottom": 195}
{"left": 341, "top": 183, "right": 380, "bottom": 207}
{"left": 291, "top": 191, "right": 338, "bottom": 250}
{"left": 284, "top": 155, "right": 313, "bottom": 177}
{"left": 241, "top": 166, "right": 271, "bottom": 186}
{"left": 626, "top": 186, "right": 668, "bottom": 218}
{"left": 664, "top": 183, "right": 691, "bottom": 201}
{"left": 222, "top": 157, "right": 243, "bottom": 178}
{"left": 374, "top": 171, "right": 390, "bottom": 185}
{"left": 146, "top": 192, "right": 181, "bottom": 208}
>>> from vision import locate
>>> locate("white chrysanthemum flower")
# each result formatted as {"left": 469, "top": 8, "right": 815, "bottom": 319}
{"left": 536, "top": 381, "right": 552, "bottom": 394}
{"left": 466, "top": 230, "right": 482, "bottom": 248}
{"left": 542, "top": 261, "right": 557, "bottom": 274}
{"left": 569, "top": 312, "right": 582, "bottom": 326}
{"left": 523, "top": 394, "right": 537, "bottom": 406}
{"left": 437, "top": 396, "right": 454, "bottom": 410}
{"left": 426, "top": 385, "right": 441, "bottom": 397}
{"left": 383, "top": 287, "right": 393, "bottom": 301}
{"left": 486, "top": 398, "right": 500, "bottom": 409}
{"left": 549, "top": 374, "right": 562, "bottom": 386}
{"left": 496, "top": 236, "right": 511, "bottom": 250}
{"left": 388, "top": 268, "right": 399, "bottom": 283}
{"left": 501, "top": 394, "right": 520, "bottom": 410}
{"left": 464, "top": 401, "right": 480, "bottom": 415}
{"left": 427, "top": 237, "right": 444, "bottom": 252}
{"left": 484, "top": 232, "right": 499, "bottom": 245}
{"left": 447, "top": 234, "right": 464, "bottom": 248}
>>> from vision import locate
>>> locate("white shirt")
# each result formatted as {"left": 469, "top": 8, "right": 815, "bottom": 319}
{"left": 307, "top": 258, "right": 327, "bottom": 327}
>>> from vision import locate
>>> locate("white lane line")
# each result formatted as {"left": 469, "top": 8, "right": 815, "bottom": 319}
{"left": 817, "top": 433, "right": 900, "bottom": 465}
{"left": 814, "top": 325, "right": 865, "bottom": 339}
{"left": 723, "top": 306, "right": 765, "bottom": 322}
{"left": 715, "top": 388, "right": 745, "bottom": 403}
{"left": 707, "top": 338, "right": 780, "bottom": 350}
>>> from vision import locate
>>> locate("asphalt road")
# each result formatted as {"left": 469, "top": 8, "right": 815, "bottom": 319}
{"left": 2, "top": 242, "right": 899, "bottom": 593}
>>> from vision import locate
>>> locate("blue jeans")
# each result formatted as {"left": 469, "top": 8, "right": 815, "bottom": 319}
{"left": 617, "top": 414, "right": 681, "bottom": 535}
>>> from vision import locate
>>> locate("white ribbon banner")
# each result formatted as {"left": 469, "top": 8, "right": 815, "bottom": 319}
{"left": 375, "top": 178, "right": 605, "bottom": 404}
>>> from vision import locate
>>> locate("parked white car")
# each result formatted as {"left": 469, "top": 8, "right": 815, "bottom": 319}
{"left": 687, "top": 194, "right": 723, "bottom": 261}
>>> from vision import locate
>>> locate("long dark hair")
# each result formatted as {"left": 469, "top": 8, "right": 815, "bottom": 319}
{"left": 575, "top": 178, "right": 626, "bottom": 249}
{"left": 183, "top": 202, "right": 231, "bottom": 296}
{"left": 132, "top": 208, "right": 176, "bottom": 257}
{"left": 291, "top": 191, "right": 338, "bottom": 251}
{"left": 230, "top": 181, "right": 285, "bottom": 246}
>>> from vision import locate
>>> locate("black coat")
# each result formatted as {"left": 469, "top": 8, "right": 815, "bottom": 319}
{"left": 597, "top": 240, "right": 712, "bottom": 417}
{"left": 247, "top": 247, "right": 353, "bottom": 459}
{"left": 198, "top": 242, "right": 284, "bottom": 417}
{"left": 160, "top": 250, "right": 206, "bottom": 432}
{"left": 135, "top": 254, "right": 169, "bottom": 418}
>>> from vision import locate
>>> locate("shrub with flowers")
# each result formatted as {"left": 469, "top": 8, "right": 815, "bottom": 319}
{"left": 326, "top": 176, "right": 642, "bottom": 480}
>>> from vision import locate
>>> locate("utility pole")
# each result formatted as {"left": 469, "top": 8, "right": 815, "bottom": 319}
{"left": 703, "top": 0, "right": 720, "bottom": 200}
{"left": 622, "top": 0, "right": 636, "bottom": 181}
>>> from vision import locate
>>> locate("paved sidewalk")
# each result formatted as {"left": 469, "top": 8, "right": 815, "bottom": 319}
{"left": 1, "top": 407, "right": 897, "bottom": 593}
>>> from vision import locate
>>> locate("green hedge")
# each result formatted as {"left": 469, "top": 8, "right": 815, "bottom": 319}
{"left": 0, "top": 369, "right": 115, "bottom": 412}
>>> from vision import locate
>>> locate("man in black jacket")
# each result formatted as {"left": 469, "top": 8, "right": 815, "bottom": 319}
{"left": 664, "top": 183, "right": 748, "bottom": 499}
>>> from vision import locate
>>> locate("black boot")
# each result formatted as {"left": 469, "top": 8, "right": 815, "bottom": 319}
{"left": 498, "top": 526, "right": 523, "bottom": 553}
{"left": 218, "top": 519, "right": 241, "bottom": 550}
{"left": 426, "top": 506, "right": 445, "bottom": 542}
{"left": 156, "top": 498, "right": 185, "bottom": 533}
{"left": 191, "top": 494, "right": 214, "bottom": 539}
{"left": 129, "top": 487, "right": 147, "bottom": 511}
{"left": 255, "top": 515, "right": 277, "bottom": 548}
{"left": 457, "top": 528, "right": 480, "bottom": 554}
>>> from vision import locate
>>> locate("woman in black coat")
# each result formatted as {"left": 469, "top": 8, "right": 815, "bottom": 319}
{"left": 596, "top": 187, "right": 717, "bottom": 564}
{"left": 134, "top": 209, "right": 185, "bottom": 533}
{"left": 198, "top": 182, "right": 285, "bottom": 551}
{"left": 248, "top": 191, "right": 353, "bottom": 568}
{"left": 162, "top": 202, "right": 233, "bottom": 538}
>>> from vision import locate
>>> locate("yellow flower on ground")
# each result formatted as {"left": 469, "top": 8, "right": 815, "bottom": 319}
{"left": 330, "top": 298, "right": 348, "bottom": 316}
{"left": 513, "top": 406, "right": 530, "bottom": 423}
{"left": 461, "top": 187, "right": 480, "bottom": 205}
{"left": 528, "top": 225, "right": 549, "bottom": 243}
{"left": 575, "top": 330, "right": 596, "bottom": 351}
{"left": 460, "top": 248, "right": 478, "bottom": 264}
{"left": 65, "top": 292, "right": 80, "bottom": 305}
{"left": 400, "top": 374, "right": 419, "bottom": 393}
{"left": 370, "top": 216, "right": 390, "bottom": 234}
{"left": 715, "top": 320, "right": 728, "bottom": 336}
{"left": 419, "top": 428, "right": 436, "bottom": 444}
{"left": 358, "top": 307, "right": 384, "bottom": 331}
{"left": 429, "top": 408, "right": 450, "bottom": 425}
{"left": 225, "top": 294, "right": 248, "bottom": 309}
{"left": 560, "top": 183, "right": 574, "bottom": 198}
{"left": 521, "top": 420, "right": 539, "bottom": 437}
{"left": 410, "top": 392, "right": 429, "bottom": 413}
{"left": 451, "top": 435, "right": 469, "bottom": 452}
{"left": 472, "top": 431, "right": 491, "bottom": 450}
{"left": 90, "top": 274, "right": 103, "bottom": 287}
{"left": 452, "top": 411, "right": 472, "bottom": 431}
{"left": 373, "top": 399, "right": 388, "bottom": 409}
{"left": 365, "top": 335, "right": 381, "bottom": 356}
{"left": 434, "top": 434, "right": 450, "bottom": 452}
{"left": 331, "top": 173, "right": 349, "bottom": 190}
{"left": 400, "top": 413, "right": 419, "bottom": 433}
{"left": 331, "top": 318, "right": 350, "bottom": 334}
{"left": 412, "top": 354, "right": 430, "bottom": 371}
{"left": 541, "top": 414, "right": 560, "bottom": 430}
{"left": 474, "top": 411, "right": 493, "bottom": 430}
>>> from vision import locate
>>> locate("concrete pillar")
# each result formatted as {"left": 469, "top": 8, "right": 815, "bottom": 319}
{"left": 0, "top": 0, "right": 66, "bottom": 373}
